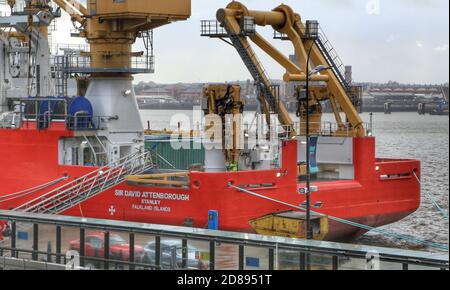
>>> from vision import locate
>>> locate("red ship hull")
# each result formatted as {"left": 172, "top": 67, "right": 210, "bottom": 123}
{"left": 0, "top": 122, "right": 421, "bottom": 241}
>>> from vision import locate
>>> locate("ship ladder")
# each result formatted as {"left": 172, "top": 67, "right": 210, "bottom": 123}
{"left": 314, "top": 26, "right": 361, "bottom": 109}
{"left": 227, "top": 32, "right": 278, "bottom": 112}
{"left": 13, "top": 151, "right": 154, "bottom": 215}
{"left": 201, "top": 19, "right": 279, "bottom": 116}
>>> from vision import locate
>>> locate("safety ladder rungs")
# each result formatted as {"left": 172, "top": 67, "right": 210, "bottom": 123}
{"left": 15, "top": 152, "right": 152, "bottom": 214}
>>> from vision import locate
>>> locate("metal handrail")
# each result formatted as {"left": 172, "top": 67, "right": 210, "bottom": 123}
{"left": 14, "top": 151, "right": 152, "bottom": 214}
{"left": 282, "top": 121, "right": 373, "bottom": 138}
{"left": 1, "top": 210, "right": 448, "bottom": 270}
{"left": 19, "top": 153, "right": 151, "bottom": 213}
{"left": 200, "top": 20, "right": 228, "bottom": 36}
{"left": 18, "top": 112, "right": 106, "bottom": 131}
{"left": 0, "top": 247, "right": 159, "bottom": 270}
{"left": 317, "top": 26, "right": 349, "bottom": 91}
{"left": 18, "top": 165, "right": 149, "bottom": 214}
{"left": 51, "top": 44, "right": 154, "bottom": 74}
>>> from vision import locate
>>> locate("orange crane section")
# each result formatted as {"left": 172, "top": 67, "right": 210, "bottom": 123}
{"left": 210, "top": 2, "right": 366, "bottom": 138}
{"left": 52, "top": 0, "right": 191, "bottom": 74}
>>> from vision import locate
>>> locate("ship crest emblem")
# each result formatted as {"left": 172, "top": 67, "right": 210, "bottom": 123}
{"left": 109, "top": 206, "right": 116, "bottom": 216}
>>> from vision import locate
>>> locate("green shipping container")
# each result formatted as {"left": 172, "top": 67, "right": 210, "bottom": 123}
{"left": 145, "top": 138, "right": 205, "bottom": 170}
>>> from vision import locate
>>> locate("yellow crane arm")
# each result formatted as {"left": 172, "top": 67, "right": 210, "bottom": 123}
{"left": 63, "top": 0, "right": 88, "bottom": 15}
{"left": 225, "top": 2, "right": 366, "bottom": 138}
{"left": 220, "top": 8, "right": 296, "bottom": 137}
{"left": 52, "top": 0, "right": 86, "bottom": 24}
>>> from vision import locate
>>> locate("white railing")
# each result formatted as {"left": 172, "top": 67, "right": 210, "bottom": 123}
{"left": 285, "top": 121, "right": 373, "bottom": 138}
{"left": 14, "top": 151, "right": 153, "bottom": 214}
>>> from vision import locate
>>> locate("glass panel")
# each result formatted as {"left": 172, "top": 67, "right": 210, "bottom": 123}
{"left": 188, "top": 239, "right": 210, "bottom": 270}
{"left": 60, "top": 226, "right": 80, "bottom": 265}
{"left": 83, "top": 229, "right": 106, "bottom": 270}
{"left": 215, "top": 243, "right": 239, "bottom": 270}
{"left": 0, "top": 212, "right": 447, "bottom": 271}
{"left": 108, "top": 231, "right": 130, "bottom": 270}
{"left": 338, "top": 257, "right": 366, "bottom": 270}
{"left": 159, "top": 237, "right": 183, "bottom": 270}
{"left": 15, "top": 222, "right": 34, "bottom": 260}
{"left": 244, "top": 246, "right": 269, "bottom": 270}
{"left": 37, "top": 224, "right": 56, "bottom": 263}
{"left": 277, "top": 250, "right": 301, "bottom": 270}
{"left": 380, "top": 260, "right": 403, "bottom": 270}
{"left": 308, "top": 253, "right": 333, "bottom": 270}
{"left": 408, "top": 265, "right": 442, "bottom": 270}
{"left": 134, "top": 234, "right": 155, "bottom": 270}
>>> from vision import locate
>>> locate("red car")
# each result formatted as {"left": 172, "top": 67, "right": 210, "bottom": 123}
{"left": 69, "top": 233, "right": 145, "bottom": 269}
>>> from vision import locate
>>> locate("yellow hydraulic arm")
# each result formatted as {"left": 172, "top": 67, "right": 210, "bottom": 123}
{"left": 203, "top": 84, "right": 243, "bottom": 166}
{"left": 218, "top": 3, "right": 296, "bottom": 138}
{"left": 214, "top": 2, "right": 366, "bottom": 138}
{"left": 52, "top": 0, "right": 85, "bottom": 25}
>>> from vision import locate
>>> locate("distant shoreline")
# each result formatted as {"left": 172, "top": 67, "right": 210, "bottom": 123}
{"left": 138, "top": 104, "right": 445, "bottom": 114}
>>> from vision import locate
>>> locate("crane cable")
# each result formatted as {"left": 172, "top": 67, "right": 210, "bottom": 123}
{"left": 413, "top": 171, "right": 449, "bottom": 220}
{"left": 228, "top": 183, "right": 449, "bottom": 251}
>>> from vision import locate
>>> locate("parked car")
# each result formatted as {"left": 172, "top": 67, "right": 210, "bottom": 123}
{"left": 141, "top": 240, "right": 208, "bottom": 270}
{"left": 69, "top": 233, "right": 145, "bottom": 269}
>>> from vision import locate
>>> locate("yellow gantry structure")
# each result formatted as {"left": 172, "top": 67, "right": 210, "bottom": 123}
{"left": 52, "top": 0, "right": 191, "bottom": 75}
{"left": 215, "top": 2, "right": 366, "bottom": 138}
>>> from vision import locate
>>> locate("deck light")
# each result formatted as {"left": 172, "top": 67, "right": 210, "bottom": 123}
{"left": 123, "top": 90, "right": 132, "bottom": 97}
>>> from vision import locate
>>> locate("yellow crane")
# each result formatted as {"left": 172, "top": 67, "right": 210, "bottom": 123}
{"left": 204, "top": 1, "right": 366, "bottom": 138}
{"left": 45, "top": 0, "right": 192, "bottom": 166}
{"left": 203, "top": 84, "right": 243, "bottom": 167}
{"left": 52, "top": 0, "right": 191, "bottom": 75}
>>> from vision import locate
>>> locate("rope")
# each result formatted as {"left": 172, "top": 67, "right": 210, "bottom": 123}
{"left": 228, "top": 183, "right": 449, "bottom": 251}
{"left": 0, "top": 176, "right": 68, "bottom": 204}
{"left": 413, "top": 172, "right": 449, "bottom": 220}
{"left": 149, "top": 148, "right": 176, "bottom": 170}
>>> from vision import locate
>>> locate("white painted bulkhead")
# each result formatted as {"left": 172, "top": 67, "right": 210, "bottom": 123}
{"left": 84, "top": 77, "right": 145, "bottom": 164}
{"left": 297, "top": 136, "right": 355, "bottom": 180}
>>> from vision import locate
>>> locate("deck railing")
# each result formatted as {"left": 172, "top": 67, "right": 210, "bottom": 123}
{"left": 0, "top": 210, "right": 448, "bottom": 270}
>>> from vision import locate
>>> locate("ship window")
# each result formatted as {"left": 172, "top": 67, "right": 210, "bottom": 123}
{"left": 72, "top": 147, "right": 79, "bottom": 166}
{"left": 83, "top": 147, "right": 100, "bottom": 166}
{"left": 120, "top": 146, "right": 132, "bottom": 159}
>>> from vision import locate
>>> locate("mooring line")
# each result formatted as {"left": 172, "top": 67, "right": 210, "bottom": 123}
{"left": 413, "top": 172, "right": 449, "bottom": 220}
{"left": 0, "top": 176, "right": 68, "bottom": 204}
{"left": 228, "top": 183, "right": 449, "bottom": 251}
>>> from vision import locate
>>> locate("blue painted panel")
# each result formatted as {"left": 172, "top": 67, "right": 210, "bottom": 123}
{"left": 246, "top": 257, "right": 260, "bottom": 268}
{"left": 309, "top": 136, "right": 319, "bottom": 174}
{"left": 18, "top": 231, "right": 29, "bottom": 241}
{"left": 208, "top": 210, "right": 219, "bottom": 230}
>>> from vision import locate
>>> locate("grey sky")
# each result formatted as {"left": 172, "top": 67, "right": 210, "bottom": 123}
{"left": 6, "top": 0, "right": 450, "bottom": 84}
{"left": 150, "top": 0, "right": 450, "bottom": 84}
